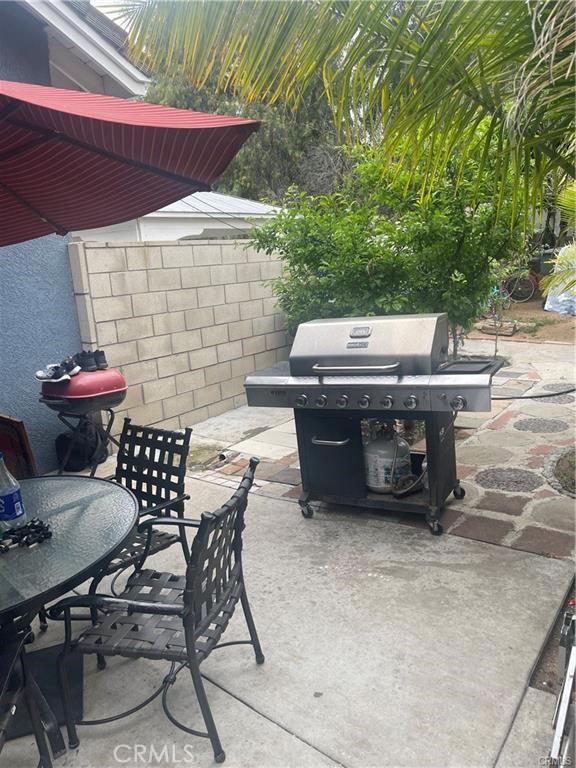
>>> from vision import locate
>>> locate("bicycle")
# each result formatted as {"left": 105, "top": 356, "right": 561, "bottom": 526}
{"left": 481, "top": 283, "right": 511, "bottom": 319}
{"left": 501, "top": 270, "right": 540, "bottom": 302}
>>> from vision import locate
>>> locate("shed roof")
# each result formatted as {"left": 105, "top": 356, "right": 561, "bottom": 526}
{"left": 152, "top": 192, "right": 278, "bottom": 218}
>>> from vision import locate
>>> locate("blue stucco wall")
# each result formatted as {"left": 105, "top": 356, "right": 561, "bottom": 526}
{"left": 0, "top": 3, "right": 82, "bottom": 472}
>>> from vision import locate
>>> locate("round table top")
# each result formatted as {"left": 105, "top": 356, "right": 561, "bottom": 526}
{"left": 0, "top": 475, "right": 138, "bottom": 623}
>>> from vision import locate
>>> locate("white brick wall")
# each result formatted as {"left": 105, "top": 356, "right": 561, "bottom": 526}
{"left": 70, "top": 240, "right": 289, "bottom": 431}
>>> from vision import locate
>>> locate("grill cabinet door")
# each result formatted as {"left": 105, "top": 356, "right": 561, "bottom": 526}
{"left": 295, "top": 411, "right": 365, "bottom": 497}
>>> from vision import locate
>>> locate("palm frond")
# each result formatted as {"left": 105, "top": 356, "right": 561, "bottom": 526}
{"left": 117, "top": 0, "right": 575, "bottom": 214}
{"left": 541, "top": 242, "right": 576, "bottom": 296}
{"left": 557, "top": 182, "right": 576, "bottom": 228}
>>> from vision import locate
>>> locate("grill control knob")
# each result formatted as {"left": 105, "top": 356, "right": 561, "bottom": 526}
{"left": 295, "top": 394, "right": 308, "bottom": 408}
{"left": 404, "top": 394, "right": 419, "bottom": 410}
{"left": 380, "top": 395, "right": 394, "bottom": 409}
{"left": 358, "top": 395, "right": 371, "bottom": 409}
{"left": 450, "top": 395, "right": 467, "bottom": 411}
{"left": 336, "top": 395, "right": 349, "bottom": 408}
{"left": 315, "top": 394, "right": 328, "bottom": 408}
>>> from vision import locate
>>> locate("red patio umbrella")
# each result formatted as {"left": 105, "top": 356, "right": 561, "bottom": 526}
{"left": 0, "top": 80, "right": 260, "bottom": 247}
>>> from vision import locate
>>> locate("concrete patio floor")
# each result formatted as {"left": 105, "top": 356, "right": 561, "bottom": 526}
{"left": 5, "top": 479, "right": 573, "bottom": 768}
{"left": 5, "top": 337, "right": 574, "bottom": 768}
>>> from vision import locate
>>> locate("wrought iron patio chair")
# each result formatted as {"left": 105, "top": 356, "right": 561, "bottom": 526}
{"left": 93, "top": 417, "right": 193, "bottom": 580}
{"left": 0, "top": 413, "right": 38, "bottom": 480}
{"left": 41, "top": 418, "right": 192, "bottom": 638}
{"left": 49, "top": 457, "right": 263, "bottom": 764}
{"left": 86, "top": 418, "right": 193, "bottom": 667}
{"left": 0, "top": 623, "right": 66, "bottom": 767}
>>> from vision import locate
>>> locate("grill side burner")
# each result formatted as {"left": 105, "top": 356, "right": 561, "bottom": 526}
{"left": 244, "top": 313, "right": 502, "bottom": 534}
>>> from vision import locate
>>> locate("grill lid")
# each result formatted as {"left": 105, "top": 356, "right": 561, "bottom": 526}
{"left": 289, "top": 314, "right": 450, "bottom": 376}
{"left": 40, "top": 369, "right": 127, "bottom": 399}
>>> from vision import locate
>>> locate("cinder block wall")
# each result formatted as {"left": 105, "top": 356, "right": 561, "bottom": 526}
{"left": 69, "top": 240, "right": 289, "bottom": 431}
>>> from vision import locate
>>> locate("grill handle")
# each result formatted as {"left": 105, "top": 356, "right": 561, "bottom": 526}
{"left": 311, "top": 436, "right": 350, "bottom": 447}
{"left": 312, "top": 362, "right": 400, "bottom": 374}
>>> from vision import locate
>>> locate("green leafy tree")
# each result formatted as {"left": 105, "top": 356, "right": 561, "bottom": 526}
{"left": 251, "top": 147, "right": 524, "bottom": 355}
{"left": 145, "top": 75, "right": 345, "bottom": 201}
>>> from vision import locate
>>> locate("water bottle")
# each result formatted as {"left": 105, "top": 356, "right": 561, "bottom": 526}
{"left": 0, "top": 452, "right": 27, "bottom": 531}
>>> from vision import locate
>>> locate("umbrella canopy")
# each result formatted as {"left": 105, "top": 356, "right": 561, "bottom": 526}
{"left": 0, "top": 80, "right": 260, "bottom": 247}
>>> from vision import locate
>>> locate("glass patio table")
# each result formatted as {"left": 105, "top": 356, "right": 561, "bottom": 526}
{"left": 0, "top": 475, "right": 138, "bottom": 625}
{"left": 0, "top": 476, "right": 137, "bottom": 763}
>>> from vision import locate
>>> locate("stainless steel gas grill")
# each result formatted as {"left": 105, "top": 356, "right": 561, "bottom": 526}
{"left": 245, "top": 314, "right": 502, "bottom": 534}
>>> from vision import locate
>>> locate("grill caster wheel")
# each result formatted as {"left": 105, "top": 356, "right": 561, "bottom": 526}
{"left": 300, "top": 503, "right": 314, "bottom": 519}
{"left": 453, "top": 484, "right": 466, "bottom": 500}
{"left": 429, "top": 520, "right": 443, "bottom": 536}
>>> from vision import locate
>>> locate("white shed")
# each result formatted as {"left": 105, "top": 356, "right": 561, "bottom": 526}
{"left": 72, "top": 192, "right": 278, "bottom": 242}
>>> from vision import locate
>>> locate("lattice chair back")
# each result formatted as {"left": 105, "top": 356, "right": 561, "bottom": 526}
{"left": 184, "top": 457, "right": 259, "bottom": 648}
{"left": 115, "top": 418, "right": 192, "bottom": 515}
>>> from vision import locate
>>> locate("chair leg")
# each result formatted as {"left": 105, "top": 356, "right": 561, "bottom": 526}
{"left": 88, "top": 572, "right": 107, "bottom": 671}
{"left": 188, "top": 659, "right": 225, "bottom": 763}
{"left": 23, "top": 687, "right": 53, "bottom": 768}
{"left": 38, "top": 608, "right": 48, "bottom": 633}
{"left": 21, "top": 647, "right": 66, "bottom": 759}
{"left": 177, "top": 509, "right": 191, "bottom": 563}
{"left": 23, "top": 674, "right": 66, "bottom": 758}
{"left": 56, "top": 650, "right": 79, "bottom": 750}
{"left": 240, "top": 586, "right": 265, "bottom": 664}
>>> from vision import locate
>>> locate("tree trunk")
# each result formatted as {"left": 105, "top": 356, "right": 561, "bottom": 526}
{"left": 450, "top": 324, "right": 459, "bottom": 359}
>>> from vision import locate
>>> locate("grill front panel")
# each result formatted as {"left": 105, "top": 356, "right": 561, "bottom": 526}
{"left": 245, "top": 363, "right": 495, "bottom": 413}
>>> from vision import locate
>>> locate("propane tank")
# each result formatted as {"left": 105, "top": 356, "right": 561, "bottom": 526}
{"left": 364, "top": 429, "right": 411, "bottom": 494}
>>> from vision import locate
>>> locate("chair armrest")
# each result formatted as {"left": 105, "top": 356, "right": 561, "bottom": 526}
{"left": 138, "top": 516, "right": 201, "bottom": 532}
{"left": 47, "top": 594, "right": 184, "bottom": 620}
{"left": 138, "top": 493, "right": 191, "bottom": 518}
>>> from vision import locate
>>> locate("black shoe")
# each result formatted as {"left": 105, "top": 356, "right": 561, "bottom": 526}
{"left": 94, "top": 349, "right": 108, "bottom": 370}
{"left": 61, "top": 356, "right": 81, "bottom": 376}
{"left": 76, "top": 350, "right": 97, "bottom": 372}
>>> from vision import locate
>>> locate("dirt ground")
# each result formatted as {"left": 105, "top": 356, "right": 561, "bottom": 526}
{"left": 468, "top": 295, "right": 576, "bottom": 343}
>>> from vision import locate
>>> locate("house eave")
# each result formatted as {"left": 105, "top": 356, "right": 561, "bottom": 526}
{"left": 22, "top": 0, "right": 149, "bottom": 96}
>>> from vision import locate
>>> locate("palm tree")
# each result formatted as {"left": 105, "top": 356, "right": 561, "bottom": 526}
{"left": 118, "top": 0, "right": 575, "bottom": 211}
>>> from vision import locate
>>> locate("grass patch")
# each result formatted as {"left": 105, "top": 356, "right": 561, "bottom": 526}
{"left": 186, "top": 440, "right": 228, "bottom": 469}
{"left": 518, "top": 317, "right": 557, "bottom": 336}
